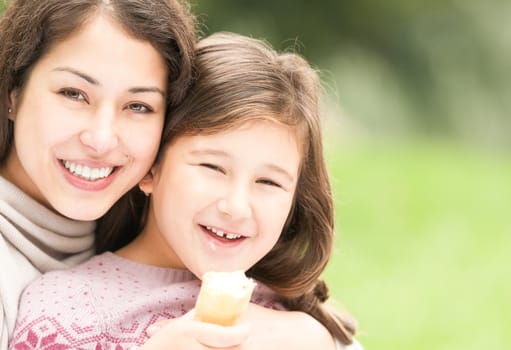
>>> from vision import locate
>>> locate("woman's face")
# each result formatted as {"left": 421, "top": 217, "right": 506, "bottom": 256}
{"left": 2, "top": 15, "right": 167, "bottom": 220}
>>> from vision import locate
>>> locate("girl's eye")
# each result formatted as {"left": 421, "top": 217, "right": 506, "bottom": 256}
{"left": 199, "top": 163, "right": 225, "bottom": 174}
{"left": 128, "top": 103, "right": 153, "bottom": 113}
{"left": 257, "top": 178, "right": 282, "bottom": 188}
{"left": 59, "top": 88, "right": 87, "bottom": 102}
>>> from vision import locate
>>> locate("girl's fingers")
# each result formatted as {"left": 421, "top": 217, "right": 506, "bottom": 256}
{"left": 194, "top": 322, "right": 251, "bottom": 348}
{"left": 145, "top": 311, "right": 251, "bottom": 349}
{"left": 146, "top": 309, "right": 195, "bottom": 336}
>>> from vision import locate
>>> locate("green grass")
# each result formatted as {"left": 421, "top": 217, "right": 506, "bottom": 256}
{"left": 322, "top": 140, "right": 511, "bottom": 350}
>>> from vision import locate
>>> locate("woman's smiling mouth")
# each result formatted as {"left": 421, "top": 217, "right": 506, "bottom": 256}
{"left": 61, "top": 160, "right": 115, "bottom": 181}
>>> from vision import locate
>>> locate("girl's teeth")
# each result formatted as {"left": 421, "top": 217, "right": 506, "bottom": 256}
{"left": 63, "top": 160, "right": 114, "bottom": 181}
{"left": 206, "top": 226, "right": 242, "bottom": 240}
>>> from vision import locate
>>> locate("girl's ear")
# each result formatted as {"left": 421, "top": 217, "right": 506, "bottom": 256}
{"left": 138, "top": 166, "right": 159, "bottom": 196}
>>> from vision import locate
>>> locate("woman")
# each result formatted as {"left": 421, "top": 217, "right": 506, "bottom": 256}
{"left": 0, "top": 0, "right": 195, "bottom": 347}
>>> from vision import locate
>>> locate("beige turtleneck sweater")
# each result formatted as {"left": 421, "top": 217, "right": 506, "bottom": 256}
{"left": 0, "top": 176, "right": 95, "bottom": 348}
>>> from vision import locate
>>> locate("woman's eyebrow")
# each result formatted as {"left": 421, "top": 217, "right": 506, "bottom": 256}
{"left": 128, "top": 87, "right": 165, "bottom": 97}
{"left": 52, "top": 66, "right": 99, "bottom": 85}
{"left": 52, "top": 66, "right": 165, "bottom": 97}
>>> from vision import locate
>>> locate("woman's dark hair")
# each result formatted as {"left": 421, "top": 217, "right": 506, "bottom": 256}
{"left": 0, "top": 0, "right": 196, "bottom": 160}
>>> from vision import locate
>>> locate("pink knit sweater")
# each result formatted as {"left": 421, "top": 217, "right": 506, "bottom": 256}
{"left": 10, "top": 252, "right": 282, "bottom": 350}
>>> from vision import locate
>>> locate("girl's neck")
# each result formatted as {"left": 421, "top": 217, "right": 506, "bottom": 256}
{"left": 115, "top": 228, "right": 186, "bottom": 270}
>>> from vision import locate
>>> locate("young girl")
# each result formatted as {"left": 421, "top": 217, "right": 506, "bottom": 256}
{"left": 0, "top": 0, "right": 195, "bottom": 347}
{"left": 11, "top": 32, "right": 362, "bottom": 350}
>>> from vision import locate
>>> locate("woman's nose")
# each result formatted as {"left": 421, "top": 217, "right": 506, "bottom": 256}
{"left": 79, "top": 109, "right": 119, "bottom": 155}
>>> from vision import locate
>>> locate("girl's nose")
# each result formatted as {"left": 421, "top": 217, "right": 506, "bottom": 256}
{"left": 217, "top": 186, "right": 252, "bottom": 220}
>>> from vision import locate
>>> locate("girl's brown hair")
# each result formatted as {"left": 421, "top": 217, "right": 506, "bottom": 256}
{"left": 0, "top": 0, "right": 196, "bottom": 161}
{"left": 161, "top": 32, "right": 357, "bottom": 344}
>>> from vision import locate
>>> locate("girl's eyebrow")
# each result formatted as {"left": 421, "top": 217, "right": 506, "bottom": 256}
{"left": 52, "top": 66, "right": 165, "bottom": 97}
{"left": 190, "top": 149, "right": 229, "bottom": 157}
{"left": 190, "top": 148, "right": 296, "bottom": 182}
{"left": 264, "top": 163, "right": 296, "bottom": 183}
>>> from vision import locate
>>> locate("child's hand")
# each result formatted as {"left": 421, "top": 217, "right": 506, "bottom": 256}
{"left": 141, "top": 309, "right": 252, "bottom": 349}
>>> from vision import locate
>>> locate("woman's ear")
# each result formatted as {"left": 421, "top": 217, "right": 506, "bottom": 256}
{"left": 139, "top": 166, "right": 158, "bottom": 196}
{"left": 8, "top": 89, "right": 18, "bottom": 121}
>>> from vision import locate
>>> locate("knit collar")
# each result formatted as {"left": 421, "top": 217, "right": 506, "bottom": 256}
{"left": 0, "top": 175, "right": 96, "bottom": 270}
{"left": 102, "top": 252, "right": 198, "bottom": 284}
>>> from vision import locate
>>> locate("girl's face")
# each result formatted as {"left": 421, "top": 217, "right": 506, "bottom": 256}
{"left": 2, "top": 15, "right": 167, "bottom": 220}
{"left": 139, "top": 120, "right": 301, "bottom": 277}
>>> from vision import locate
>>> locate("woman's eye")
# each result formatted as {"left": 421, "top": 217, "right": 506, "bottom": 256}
{"left": 257, "top": 178, "right": 282, "bottom": 188}
{"left": 128, "top": 103, "right": 153, "bottom": 113}
{"left": 200, "top": 163, "right": 225, "bottom": 174}
{"left": 59, "top": 88, "right": 87, "bottom": 102}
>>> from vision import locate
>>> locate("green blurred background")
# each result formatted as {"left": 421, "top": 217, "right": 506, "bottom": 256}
{"left": 188, "top": 1, "right": 511, "bottom": 349}
{"left": 3, "top": 1, "right": 510, "bottom": 349}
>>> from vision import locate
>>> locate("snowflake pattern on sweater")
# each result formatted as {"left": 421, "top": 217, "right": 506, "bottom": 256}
{"left": 10, "top": 252, "right": 283, "bottom": 350}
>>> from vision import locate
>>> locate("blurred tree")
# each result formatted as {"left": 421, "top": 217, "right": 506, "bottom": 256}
{"left": 191, "top": 0, "right": 511, "bottom": 148}
{"left": 1, "top": 0, "right": 509, "bottom": 147}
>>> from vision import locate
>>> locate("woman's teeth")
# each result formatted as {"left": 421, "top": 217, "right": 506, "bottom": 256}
{"left": 206, "top": 226, "right": 242, "bottom": 240}
{"left": 63, "top": 160, "right": 114, "bottom": 181}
